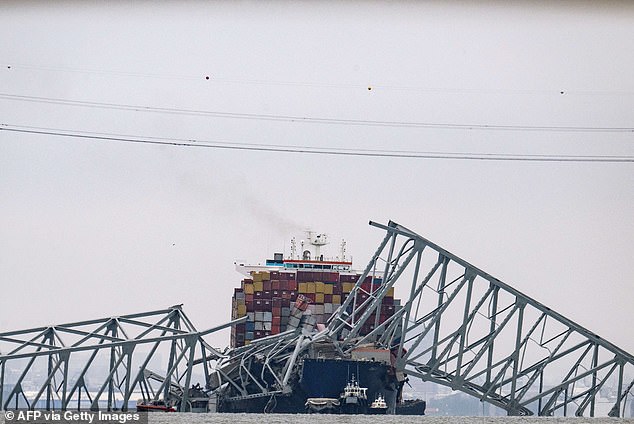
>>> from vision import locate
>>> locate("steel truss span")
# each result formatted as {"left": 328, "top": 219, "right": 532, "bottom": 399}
{"left": 0, "top": 305, "right": 243, "bottom": 412}
{"left": 1, "top": 221, "right": 632, "bottom": 416}
{"left": 327, "top": 221, "right": 634, "bottom": 417}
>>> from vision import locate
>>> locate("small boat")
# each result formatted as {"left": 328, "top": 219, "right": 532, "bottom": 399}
{"left": 136, "top": 399, "right": 176, "bottom": 412}
{"left": 368, "top": 393, "right": 388, "bottom": 414}
{"left": 339, "top": 375, "right": 368, "bottom": 414}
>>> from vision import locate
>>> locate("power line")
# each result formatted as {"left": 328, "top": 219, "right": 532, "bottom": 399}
{"left": 2, "top": 124, "right": 632, "bottom": 163}
{"left": 5, "top": 63, "right": 634, "bottom": 97}
{"left": 1, "top": 93, "right": 632, "bottom": 133}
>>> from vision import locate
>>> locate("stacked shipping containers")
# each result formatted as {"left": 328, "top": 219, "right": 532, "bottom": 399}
{"left": 230, "top": 269, "right": 400, "bottom": 348}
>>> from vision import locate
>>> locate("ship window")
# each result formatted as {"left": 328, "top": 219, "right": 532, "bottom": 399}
{"left": 303, "top": 250, "right": 311, "bottom": 260}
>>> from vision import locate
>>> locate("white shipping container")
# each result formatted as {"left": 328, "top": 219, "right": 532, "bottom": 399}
{"left": 288, "top": 316, "right": 301, "bottom": 328}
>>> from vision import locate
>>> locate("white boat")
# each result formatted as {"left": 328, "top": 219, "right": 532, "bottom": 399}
{"left": 368, "top": 393, "right": 388, "bottom": 414}
{"left": 339, "top": 375, "right": 368, "bottom": 413}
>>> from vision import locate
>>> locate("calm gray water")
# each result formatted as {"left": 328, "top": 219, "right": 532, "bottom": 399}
{"left": 146, "top": 414, "right": 634, "bottom": 424}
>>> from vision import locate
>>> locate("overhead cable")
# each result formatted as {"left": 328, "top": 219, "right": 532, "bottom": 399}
{"left": 2, "top": 124, "right": 632, "bottom": 163}
{"left": 0, "top": 93, "right": 632, "bottom": 133}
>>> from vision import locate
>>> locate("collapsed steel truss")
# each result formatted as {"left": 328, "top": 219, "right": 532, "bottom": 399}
{"left": 327, "top": 221, "right": 634, "bottom": 416}
{"left": 0, "top": 305, "right": 242, "bottom": 411}
{"left": 2, "top": 221, "right": 633, "bottom": 416}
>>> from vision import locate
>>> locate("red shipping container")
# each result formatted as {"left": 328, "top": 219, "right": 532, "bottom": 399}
{"left": 280, "top": 280, "right": 289, "bottom": 291}
{"left": 271, "top": 326, "right": 280, "bottom": 335}
{"left": 262, "top": 291, "right": 272, "bottom": 299}
{"left": 333, "top": 284, "right": 342, "bottom": 295}
{"left": 273, "top": 298, "right": 282, "bottom": 307}
{"left": 382, "top": 296, "right": 394, "bottom": 305}
{"left": 288, "top": 280, "right": 298, "bottom": 291}
{"left": 305, "top": 293, "right": 316, "bottom": 302}
{"left": 270, "top": 271, "right": 280, "bottom": 280}
{"left": 324, "top": 294, "right": 333, "bottom": 303}
{"left": 273, "top": 307, "right": 282, "bottom": 316}
{"left": 272, "top": 316, "right": 281, "bottom": 326}
{"left": 263, "top": 281, "right": 272, "bottom": 291}
{"left": 246, "top": 301, "right": 254, "bottom": 312}
{"left": 272, "top": 280, "right": 280, "bottom": 290}
{"left": 245, "top": 294, "right": 254, "bottom": 302}
{"left": 242, "top": 278, "right": 253, "bottom": 285}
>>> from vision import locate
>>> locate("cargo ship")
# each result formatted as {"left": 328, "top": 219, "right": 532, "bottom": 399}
{"left": 211, "top": 232, "right": 425, "bottom": 415}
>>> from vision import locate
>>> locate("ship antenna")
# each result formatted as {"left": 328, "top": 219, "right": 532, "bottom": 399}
{"left": 340, "top": 239, "right": 346, "bottom": 262}
{"left": 290, "top": 237, "right": 297, "bottom": 260}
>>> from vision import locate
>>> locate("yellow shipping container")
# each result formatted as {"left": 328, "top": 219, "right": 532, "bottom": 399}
{"left": 306, "top": 282, "right": 316, "bottom": 293}
{"left": 260, "top": 271, "right": 270, "bottom": 281}
{"left": 315, "top": 282, "right": 324, "bottom": 293}
{"left": 298, "top": 282, "right": 308, "bottom": 293}
{"left": 245, "top": 340, "right": 251, "bottom": 346}
{"left": 253, "top": 281, "right": 264, "bottom": 292}
{"left": 237, "top": 304, "right": 247, "bottom": 317}
{"left": 342, "top": 282, "right": 354, "bottom": 293}
{"left": 332, "top": 294, "right": 341, "bottom": 304}
{"left": 323, "top": 283, "right": 333, "bottom": 295}
{"left": 243, "top": 283, "right": 254, "bottom": 295}
{"left": 387, "top": 287, "right": 395, "bottom": 297}
{"left": 315, "top": 293, "right": 325, "bottom": 303}
{"left": 252, "top": 272, "right": 263, "bottom": 283}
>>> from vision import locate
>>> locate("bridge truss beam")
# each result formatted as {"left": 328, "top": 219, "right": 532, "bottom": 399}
{"left": 327, "top": 221, "right": 634, "bottom": 417}
{"left": 0, "top": 305, "right": 241, "bottom": 411}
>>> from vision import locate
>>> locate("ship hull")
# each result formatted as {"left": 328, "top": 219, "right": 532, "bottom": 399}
{"left": 218, "top": 358, "right": 397, "bottom": 414}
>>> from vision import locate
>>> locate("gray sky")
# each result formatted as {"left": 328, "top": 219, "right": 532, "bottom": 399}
{"left": 1, "top": 1, "right": 632, "bottom": 354}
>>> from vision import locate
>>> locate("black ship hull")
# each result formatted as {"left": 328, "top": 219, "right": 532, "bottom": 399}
{"left": 218, "top": 358, "right": 397, "bottom": 414}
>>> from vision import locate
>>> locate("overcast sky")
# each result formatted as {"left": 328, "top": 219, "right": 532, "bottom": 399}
{"left": 1, "top": 1, "right": 632, "bottom": 354}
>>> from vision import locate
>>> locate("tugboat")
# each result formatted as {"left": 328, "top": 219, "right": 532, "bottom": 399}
{"left": 368, "top": 393, "right": 388, "bottom": 414}
{"left": 339, "top": 375, "right": 368, "bottom": 414}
